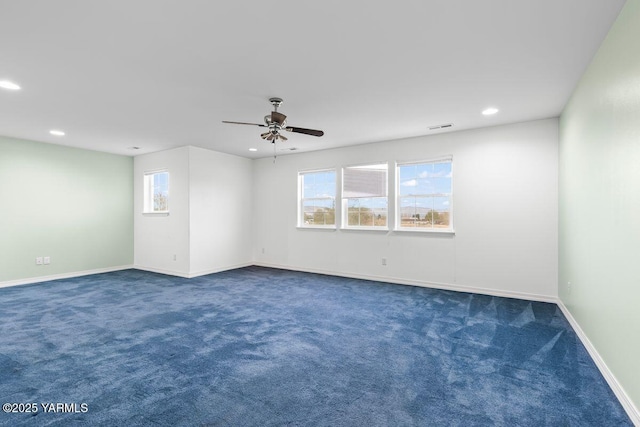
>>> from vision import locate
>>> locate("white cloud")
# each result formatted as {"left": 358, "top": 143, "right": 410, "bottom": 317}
{"left": 402, "top": 179, "right": 417, "bottom": 187}
{"left": 442, "top": 201, "right": 450, "bottom": 206}
{"left": 419, "top": 169, "right": 452, "bottom": 178}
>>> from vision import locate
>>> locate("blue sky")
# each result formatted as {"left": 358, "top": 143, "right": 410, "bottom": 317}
{"left": 302, "top": 171, "right": 335, "bottom": 199}
{"left": 153, "top": 172, "right": 169, "bottom": 197}
{"left": 302, "top": 162, "right": 452, "bottom": 212}
{"left": 398, "top": 162, "right": 451, "bottom": 212}
{"left": 398, "top": 162, "right": 451, "bottom": 196}
{"left": 153, "top": 172, "right": 169, "bottom": 195}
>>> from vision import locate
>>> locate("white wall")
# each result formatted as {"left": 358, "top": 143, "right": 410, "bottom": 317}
{"left": 252, "top": 119, "right": 559, "bottom": 300}
{"left": 133, "top": 120, "right": 558, "bottom": 299}
{"left": 134, "top": 146, "right": 253, "bottom": 277}
{"left": 134, "top": 146, "right": 191, "bottom": 276}
{"left": 189, "top": 146, "right": 253, "bottom": 275}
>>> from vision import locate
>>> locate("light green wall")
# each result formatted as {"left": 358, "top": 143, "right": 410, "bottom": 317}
{"left": 0, "top": 136, "right": 133, "bottom": 282}
{"left": 559, "top": 0, "right": 640, "bottom": 412}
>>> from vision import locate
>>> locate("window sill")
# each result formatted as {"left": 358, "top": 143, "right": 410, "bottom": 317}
{"left": 394, "top": 228, "right": 455, "bottom": 235}
{"left": 341, "top": 227, "right": 390, "bottom": 232}
{"left": 296, "top": 226, "right": 337, "bottom": 231}
{"left": 142, "top": 212, "right": 170, "bottom": 217}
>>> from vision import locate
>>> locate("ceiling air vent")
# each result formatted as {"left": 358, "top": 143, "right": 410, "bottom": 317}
{"left": 428, "top": 123, "right": 454, "bottom": 131}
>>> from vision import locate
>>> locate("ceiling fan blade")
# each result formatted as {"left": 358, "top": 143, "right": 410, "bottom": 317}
{"left": 278, "top": 134, "right": 288, "bottom": 141}
{"left": 271, "top": 111, "right": 287, "bottom": 125}
{"left": 284, "top": 126, "right": 324, "bottom": 137}
{"left": 266, "top": 134, "right": 275, "bottom": 141}
{"left": 260, "top": 132, "right": 271, "bottom": 139}
{"left": 222, "top": 120, "right": 267, "bottom": 127}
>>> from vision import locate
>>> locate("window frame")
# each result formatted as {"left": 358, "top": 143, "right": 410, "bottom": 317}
{"left": 395, "top": 157, "right": 454, "bottom": 233}
{"left": 341, "top": 162, "right": 389, "bottom": 231}
{"left": 143, "top": 169, "right": 170, "bottom": 215}
{"left": 297, "top": 168, "right": 337, "bottom": 229}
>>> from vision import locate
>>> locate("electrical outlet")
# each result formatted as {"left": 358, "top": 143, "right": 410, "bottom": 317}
{"left": 262, "top": 248, "right": 265, "bottom": 254}
{"left": 35, "top": 257, "right": 43, "bottom": 265}
{"left": 43, "top": 256, "right": 51, "bottom": 265}
{"left": 173, "top": 254, "right": 177, "bottom": 261}
{"left": 381, "top": 258, "right": 387, "bottom": 266}
{"left": 567, "top": 281, "right": 572, "bottom": 294}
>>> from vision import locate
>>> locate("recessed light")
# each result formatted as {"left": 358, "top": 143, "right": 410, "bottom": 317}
{"left": 482, "top": 107, "right": 499, "bottom": 115}
{"left": 50, "top": 130, "right": 65, "bottom": 136}
{"left": 249, "top": 148, "right": 258, "bottom": 152}
{"left": 0, "top": 80, "right": 21, "bottom": 90}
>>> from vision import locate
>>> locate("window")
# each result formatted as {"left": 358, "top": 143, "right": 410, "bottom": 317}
{"left": 298, "top": 169, "right": 336, "bottom": 227}
{"left": 143, "top": 171, "right": 169, "bottom": 213}
{"left": 342, "top": 163, "right": 388, "bottom": 228}
{"left": 397, "top": 158, "right": 452, "bottom": 231}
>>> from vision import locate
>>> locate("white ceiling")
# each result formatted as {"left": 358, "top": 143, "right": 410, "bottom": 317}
{"left": 0, "top": 1, "right": 626, "bottom": 159}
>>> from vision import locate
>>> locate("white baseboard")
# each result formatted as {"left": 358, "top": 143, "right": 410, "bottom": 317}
{"left": 132, "top": 265, "right": 191, "bottom": 278}
{"left": 187, "top": 262, "right": 253, "bottom": 278}
{"left": 133, "top": 262, "right": 253, "bottom": 279}
{"left": 557, "top": 301, "right": 640, "bottom": 426}
{"left": 0, "top": 262, "right": 253, "bottom": 288}
{"left": 0, "top": 265, "right": 134, "bottom": 289}
{"left": 253, "top": 262, "right": 557, "bottom": 303}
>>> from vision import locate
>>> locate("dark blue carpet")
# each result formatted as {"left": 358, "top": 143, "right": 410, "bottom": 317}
{"left": 0, "top": 267, "right": 631, "bottom": 426}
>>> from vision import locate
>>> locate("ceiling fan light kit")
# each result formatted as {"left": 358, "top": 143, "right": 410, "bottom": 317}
{"left": 223, "top": 97, "right": 324, "bottom": 145}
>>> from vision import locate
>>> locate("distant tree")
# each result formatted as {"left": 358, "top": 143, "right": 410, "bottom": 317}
{"left": 313, "top": 209, "right": 324, "bottom": 224}
{"left": 154, "top": 194, "right": 168, "bottom": 211}
{"left": 425, "top": 210, "right": 440, "bottom": 224}
{"left": 349, "top": 206, "right": 373, "bottom": 226}
{"left": 438, "top": 212, "right": 450, "bottom": 226}
{"left": 313, "top": 208, "right": 335, "bottom": 225}
{"left": 374, "top": 214, "right": 387, "bottom": 226}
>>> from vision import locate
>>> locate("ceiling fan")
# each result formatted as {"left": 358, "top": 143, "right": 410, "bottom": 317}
{"left": 222, "top": 97, "right": 324, "bottom": 143}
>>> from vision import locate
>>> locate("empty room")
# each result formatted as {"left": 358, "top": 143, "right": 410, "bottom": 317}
{"left": 1, "top": 1, "right": 638, "bottom": 426}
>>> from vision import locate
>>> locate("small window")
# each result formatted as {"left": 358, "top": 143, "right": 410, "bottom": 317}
{"left": 143, "top": 171, "right": 169, "bottom": 213}
{"left": 397, "top": 158, "right": 452, "bottom": 231}
{"left": 298, "top": 169, "right": 336, "bottom": 227}
{"left": 342, "top": 163, "right": 388, "bottom": 229}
